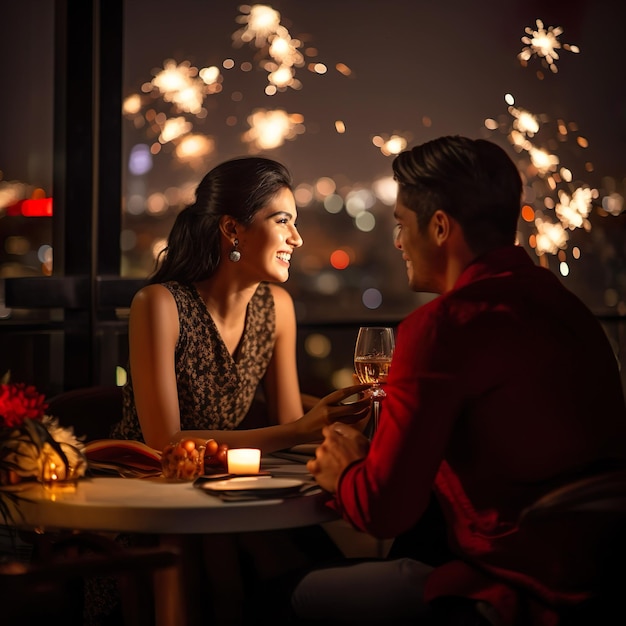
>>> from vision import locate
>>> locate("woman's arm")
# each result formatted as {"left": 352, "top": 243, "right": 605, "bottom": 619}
{"left": 262, "top": 284, "right": 304, "bottom": 424}
{"left": 128, "top": 285, "right": 182, "bottom": 449}
{"left": 176, "top": 384, "right": 372, "bottom": 454}
{"left": 130, "top": 285, "right": 371, "bottom": 454}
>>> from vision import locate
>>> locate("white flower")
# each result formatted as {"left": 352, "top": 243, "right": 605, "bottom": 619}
{"left": 41, "top": 415, "right": 84, "bottom": 451}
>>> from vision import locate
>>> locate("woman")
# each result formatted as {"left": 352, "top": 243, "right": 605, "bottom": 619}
{"left": 111, "top": 156, "right": 369, "bottom": 452}
{"left": 97, "top": 157, "right": 370, "bottom": 625}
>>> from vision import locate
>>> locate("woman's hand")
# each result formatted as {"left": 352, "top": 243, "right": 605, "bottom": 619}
{"left": 307, "top": 422, "right": 370, "bottom": 493}
{"left": 295, "top": 384, "right": 372, "bottom": 440}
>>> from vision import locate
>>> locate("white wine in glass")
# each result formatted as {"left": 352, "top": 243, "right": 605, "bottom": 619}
{"left": 354, "top": 327, "right": 395, "bottom": 437}
{"left": 354, "top": 355, "right": 392, "bottom": 389}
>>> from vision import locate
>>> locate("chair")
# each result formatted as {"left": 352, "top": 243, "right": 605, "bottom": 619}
{"left": 517, "top": 468, "right": 626, "bottom": 624}
{"left": 46, "top": 385, "right": 123, "bottom": 441}
{"left": 409, "top": 470, "right": 626, "bottom": 626}
{"left": 0, "top": 531, "right": 180, "bottom": 626}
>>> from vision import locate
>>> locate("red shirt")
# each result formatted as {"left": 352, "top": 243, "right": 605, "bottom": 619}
{"left": 332, "top": 246, "right": 626, "bottom": 625}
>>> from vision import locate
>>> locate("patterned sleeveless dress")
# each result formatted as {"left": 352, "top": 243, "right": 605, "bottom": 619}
{"left": 111, "top": 281, "right": 276, "bottom": 442}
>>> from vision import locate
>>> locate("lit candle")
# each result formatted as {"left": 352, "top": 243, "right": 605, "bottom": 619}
{"left": 39, "top": 451, "right": 78, "bottom": 494}
{"left": 227, "top": 448, "right": 261, "bottom": 475}
{"left": 43, "top": 459, "right": 59, "bottom": 483}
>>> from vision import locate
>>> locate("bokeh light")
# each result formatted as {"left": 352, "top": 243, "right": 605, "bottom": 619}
{"left": 362, "top": 288, "right": 383, "bottom": 309}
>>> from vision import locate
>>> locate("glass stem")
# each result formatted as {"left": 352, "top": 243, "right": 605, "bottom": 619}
{"left": 365, "top": 399, "right": 381, "bottom": 441}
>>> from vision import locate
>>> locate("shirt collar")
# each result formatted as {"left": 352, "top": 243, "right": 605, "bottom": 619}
{"left": 453, "top": 245, "right": 535, "bottom": 291}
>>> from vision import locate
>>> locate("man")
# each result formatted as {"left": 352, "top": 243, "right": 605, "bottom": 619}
{"left": 291, "top": 136, "right": 626, "bottom": 625}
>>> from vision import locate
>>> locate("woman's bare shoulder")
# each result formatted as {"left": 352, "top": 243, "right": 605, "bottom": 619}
{"left": 267, "top": 283, "right": 295, "bottom": 310}
{"left": 131, "top": 283, "right": 177, "bottom": 311}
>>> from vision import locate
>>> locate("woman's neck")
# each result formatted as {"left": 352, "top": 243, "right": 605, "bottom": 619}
{"left": 194, "top": 274, "right": 259, "bottom": 327}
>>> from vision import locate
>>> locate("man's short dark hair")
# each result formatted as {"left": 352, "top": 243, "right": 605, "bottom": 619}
{"left": 392, "top": 136, "right": 523, "bottom": 255}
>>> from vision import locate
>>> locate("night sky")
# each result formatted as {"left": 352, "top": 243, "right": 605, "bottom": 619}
{"left": 123, "top": 0, "right": 626, "bottom": 188}
{"left": 2, "top": 0, "right": 625, "bottom": 190}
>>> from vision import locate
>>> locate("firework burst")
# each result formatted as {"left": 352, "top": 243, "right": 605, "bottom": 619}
{"left": 242, "top": 109, "right": 305, "bottom": 151}
{"left": 555, "top": 187, "right": 595, "bottom": 230}
{"left": 518, "top": 19, "right": 580, "bottom": 74}
{"left": 534, "top": 217, "right": 568, "bottom": 255}
{"left": 233, "top": 5, "right": 306, "bottom": 93}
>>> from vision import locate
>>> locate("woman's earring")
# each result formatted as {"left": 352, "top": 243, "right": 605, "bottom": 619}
{"left": 228, "top": 238, "right": 241, "bottom": 262}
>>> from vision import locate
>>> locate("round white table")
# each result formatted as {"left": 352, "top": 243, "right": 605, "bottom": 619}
{"left": 15, "top": 474, "right": 336, "bottom": 535}
{"left": 11, "top": 458, "right": 338, "bottom": 626}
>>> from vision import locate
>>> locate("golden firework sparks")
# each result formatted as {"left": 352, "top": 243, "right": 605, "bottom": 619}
{"left": 510, "top": 106, "right": 540, "bottom": 137}
{"left": 529, "top": 146, "right": 560, "bottom": 175}
{"left": 555, "top": 187, "right": 595, "bottom": 230}
{"left": 518, "top": 19, "right": 580, "bottom": 74}
{"left": 152, "top": 60, "right": 206, "bottom": 115}
{"left": 159, "top": 117, "right": 193, "bottom": 144}
{"left": 199, "top": 65, "right": 221, "bottom": 85}
{"left": 269, "top": 32, "right": 304, "bottom": 68}
{"left": 233, "top": 6, "right": 314, "bottom": 92}
{"left": 534, "top": 217, "right": 568, "bottom": 255}
{"left": 124, "top": 3, "right": 350, "bottom": 170}
{"left": 266, "top": 64, "right": 296, "bottom": 88}
{"left": 233, "top": 4, "right": 282, "bottom": 47}
{"left": 123, "top": 94, "right": 143, "bottom": 116}
{"left": 372, "top": 134, "right": 409, "bottom": 156}
{"left": 174, "top": 134, "right": 215, "bottom": 165}
{"left": 495, "top": 90, "right": 612, "bottom": 262}
{"left": 242, "top": 109, "right": 305, "bottom": 151}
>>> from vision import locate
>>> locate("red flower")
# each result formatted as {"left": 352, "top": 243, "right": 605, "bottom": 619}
{"left": 0, "top": 383, "right": 48, "bottom": 429}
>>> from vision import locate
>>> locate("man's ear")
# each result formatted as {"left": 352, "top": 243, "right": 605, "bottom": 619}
{"left": 430, "top": 209, "right": 451, "bottom": 246}
{"left": 219, "top": 215, "right": 238, "bottom": 239}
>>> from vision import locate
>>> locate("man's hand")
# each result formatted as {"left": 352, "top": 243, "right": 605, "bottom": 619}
{"left": 307, "top": 422, "right": 370, "bottom": 493}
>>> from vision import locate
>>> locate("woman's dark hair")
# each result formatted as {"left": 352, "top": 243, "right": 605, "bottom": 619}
{"left": 149, "top": 156, "right": 293, "bottom": 284}
{"left": 392, "top": 136, "right": 523, "bottom": 255}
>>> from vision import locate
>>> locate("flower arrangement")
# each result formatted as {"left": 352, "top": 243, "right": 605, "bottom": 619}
{"left": 0, "top": 373, "right": 87, "bottom": 524}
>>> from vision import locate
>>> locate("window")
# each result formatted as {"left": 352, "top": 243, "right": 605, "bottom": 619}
{"left": 120, "top": 1, "right": 626, "bottom": 322}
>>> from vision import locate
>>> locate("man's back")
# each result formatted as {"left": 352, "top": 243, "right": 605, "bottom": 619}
{"left": 437, "top": 246, "right": 626, "bottom": 518}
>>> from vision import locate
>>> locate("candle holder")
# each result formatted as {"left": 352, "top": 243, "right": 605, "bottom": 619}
{"left": 40, "top": 445, "right": 86, "bottom": 493}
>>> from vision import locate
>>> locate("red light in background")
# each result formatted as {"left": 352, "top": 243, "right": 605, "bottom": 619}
{"left": 330, "top": 249, "right": 350, "bottom": 270}
{"left": 5, "top": 197, "right": 53, "bottom": 217}
{"left": 22, "top": 197, "right": 53, "bottom": 216}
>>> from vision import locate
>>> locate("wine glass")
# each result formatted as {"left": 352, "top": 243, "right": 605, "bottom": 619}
{"left": 354, "top": 326, "right": 395, "bottom": 438}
